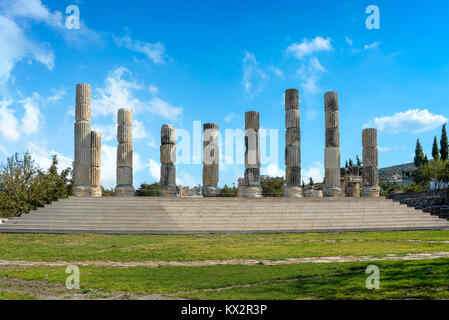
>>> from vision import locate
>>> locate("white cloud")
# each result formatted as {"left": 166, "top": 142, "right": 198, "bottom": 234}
{"left": 297, "top": 57, "right": 326, "bottom": 96}
{"left": 286, "top": 36, "right": 332, "bottom": 60}
{"left": 91, "top": 124, "right": 115, "bottom": 142}
{"left": 176, "top": 170, "right": 197, "bottom": 187}
{"left": 302, "top": 162, "right": 324, "bottom": 184}
{"left": 261, "top": 164, "right": 284, "bottom": 177}
{"left": 133, "top": 120, "right": 147, "bottom": 140}
{"left": 378, "top": 146, "right": 407, "bottom": 152}
{"left": 19, "top": 93, "right": 41, "bottom": 135}
{"left": 224, "top": 112, "right": 241, "bottom": 124}
{"left": 242, "top": 50, "right": 269, "bottom": 97}
{"left": 26, "top": 142, "right": 72, "bottom": 173}
{"left": 47, "top": 88, "right": 66, "bottom": 102}
{"left": 0, "top": 144, "right": 9, "bottom": 155}
{"left": 100, "top": 144, "right": 116, "bottom": 188}
{"left": 147, "top": 159, "right": 160, "bottom": 181}
{"left": 363, "top": 109, "right": 448, "bottom": 133}
{"left": 114, "top": 34, "right": 166, "bottom": 64}
{"left": 270, "top": 66, "right": 284, "bottom": 79}
{"left": 364, "top": 41, "right": 380, "bottom": 50}
{"left": 345, "top": 36, "right": 353, "bottom": 46}
{"left": 0, "top": 98, "right": 20, "bottom": 141}
{"left": 148, "top": 97, "right": 182, "bottom": 119}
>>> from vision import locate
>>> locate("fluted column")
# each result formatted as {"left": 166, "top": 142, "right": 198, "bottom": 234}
{"left": 160, "top": 124, "right": 177, "bottom": 197}
{"left": 324, "top": 91, "right": 341, "bottom": 197}
{"left": 362, "top": 128, "right": 380, "bottom": 197}
{"left": 284, "top": 89, "right": 302, "bottom": 197}
{"left": 243, "top": 111, "right": 262, "bottom": 198}
{"left": 73, "top": 83, "right": 92, "bottom": 196}
{"left": 115, "top": 108, "right": 134, "bottom": 196}
{"left": 90, "top": 131, "right": 102, "bottom": 197}
{"left": 202, "top": 123, "right": 219, "bottom": 197}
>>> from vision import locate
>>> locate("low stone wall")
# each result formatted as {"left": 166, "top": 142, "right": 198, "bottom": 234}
{"left": 388, "top": 189, "right": 449, "bottom": 219}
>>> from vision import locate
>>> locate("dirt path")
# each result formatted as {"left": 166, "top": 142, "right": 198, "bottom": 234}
{"left": 1, "top": 251, "right": 449, "bottom": 268}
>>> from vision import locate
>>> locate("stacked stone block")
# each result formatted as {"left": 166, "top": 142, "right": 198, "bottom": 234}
{"left": 345, "top": 166, "right": 362, "bottom": 197}
{"left": 73, "top": 84, "right": 92, "bottom": 196}
{"left": 243, "top": 111, "right": 262, "bottom": 198}
{"left": 284, "top": 89, "right": 302, "bottom": 197}
{"left": 115, "top": 108, "right": 134, "bottom": 196}
{"left": 202, "top": 123, "right": 219, "bottom": 197}
{"left": 90, "top": 131, "right": 102, "bottom": 197}
{"left": 160, "top": 124, "right": 177, "bottom": 197}
{"left": 362, "top": 128, "right": 380, "bottom": 197}
{"left": 323, "top": 91, "right": 341, "bottom": 197}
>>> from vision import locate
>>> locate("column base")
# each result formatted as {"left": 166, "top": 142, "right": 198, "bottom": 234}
{"left": 284, "top": 187, "right": 302, "bottom": 198}
{"left": 202, "top": 186, "right": 217, "bottom": 197}
{"left": 91, "top": 187, "right": 102, "bottom": 197}
{"left": 73, "top": 185, "right": 92, "bottom": 197}
{"left": 114, "top": 185, "right": 134, "bottom": 197}
{"left": 243, "top": 186, "right": 262, "bottom": 198}
{"left": 362, "top": 186, "right": 380, "bottom": 197}
{"left": 159, "top": 186, "right": 178, "bottom": 197}
{"left": 323, "top": 186, "right": 341, "bottom": 197}
{"left": 304, "top": 190, "right": 323, "bottom": 197}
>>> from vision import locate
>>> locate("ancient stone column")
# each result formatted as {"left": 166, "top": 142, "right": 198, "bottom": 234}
{"left": 243, "top": 111, "right": 262, "bottom": 198}
{"left": 237, "top": 178, "right": 245, "bottom": 197}
{"left": 362, "top": 128, "right": 380, "bottom": 197}
{"left": 324, "top": 91, "right": 341, "bottom": 197}
{"left": 115, "top": 108, "right": 134, "bottom": 196}
{"left": 73, "top": 83, "right": 92, "bottom": 196}
{"left": 202, "top": 123, "right": 219, "bottom": 197}
{"left": 160, "top": 124, "right": 177, "bottom": 197}
{"left": 90, "top": 131, "right": 102, "bottom": 197}
{"left": 284, "top": 89, "right": 302, "bottom": 197}
{"left": 345, "top": 166, "right": 361, "bottom": 197}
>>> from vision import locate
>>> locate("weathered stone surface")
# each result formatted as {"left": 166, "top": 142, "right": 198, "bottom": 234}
{"left": 243, "top": 186, "right": 262, "bottom": 198}
{"left": 160, "top": 144, "right": 176, "bottom": 165}
{"left": 160, "top": 164, "right": 176, "bottom": 187}
{"left": 362, "top": 166, "right": 379, "bottom": 187}
{"left": 362, "top": 128, "right": 377, "bottom": 147}
{"left": 117, "top": 108, "right": 132, "bottom": 125}
{"left": 324, "top": 91, "right": 338, "bottom": 112}
{"left": 245, "top": 130, "right": 260, "bottom": 168}
{"left": 284, "top": 187, "right": 302, "bottom": 198}
{"left": 245, "top": 111, "right": 259, "bottom": 131}
{"left": 117, "top": 143, "right": 133, "bottom": 167}
{"left": 362, "top": 128, "right": 379, "bottom": 198}
{"left": 91, "top": 131, "right": 101, "bottom": 149}
{"left": 323, "top": 186, "right": 341, "bottom": 197}
{"left": 76, "top": 83, "right": 91, "bottom": 105}
{"left": 161, "top": 124, "right": 176, "bottom": 145}
{"left": 116, "top": 166, "right": 133, "bottom": 186}
{"left": 114, "top": 185, "right": 134, "bottom": 197}
{"left": 117, "top": 125, "right": 132, "bottom": 144}
{"left": 285, "top": 89, "right": 299, "bottom": 110}
{"left": 203, "top": 123, "right": 219, "bottom": 169}
{"left": 304, "top": 190, "right": 323, "bottom": 197}
{"left": 325, "top": 111, "right": 339, "bottom": 129}
{"left": 202, "top": 186, "right": 217, "bottom": 197}
{"left": 74, "top": 121, "right": 92, "bottom": 148}
{"left": 363, "top": 147, "right": 378, "bottom": 167}
{"left": 362, "top": 186, "right": 380, "bottom": 197}
{"left": 324, "top": 147, "right": 340, "bottom": 169}
{"left": 285, "top": 166, "right": 301, "bottom": 187}
{"left": 72, "top": 184, "right": 92, "bottom": 197}
{"left": 285, "top": 109, "right": 299, "bottom": 129}
{"left": 346, "top": 180, "right": 361, "bottom": 198}
{"left": 75, "top": 103, "right": 91, "bottom": 122}
{"left": 286, "top": 127, "right": 300, "bottom": 146}
{"left": 285, "top": 145, "right": 300, "bottom": 167}
{"left": 91, "top": 166, "right": 101, "bottom": 189}
{"left": 77, "top": 146, "right": 91, "bottom": 166}
{"left": 203, "top": 165, "right": 219, "bottom": 186}
{"left": 325, "top": 128, "right": 340, "bottom": 148}
{"left": 91, "top": 148, "right": 101, "bottom": 166}
{"left": 90, "top": 131, "right": 101, "bottom": 168}
{"left": 244, "top": 168, "right": 260, "bottom": 186}
{"left": 237, "top": 178, "right": 246, "bottom": 197}
{"left": 324, "top": 168, "right": 341, "bottom": 187}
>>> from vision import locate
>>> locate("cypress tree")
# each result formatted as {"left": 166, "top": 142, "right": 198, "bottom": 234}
{"left": 414, "top": 139, "right": 425, "bottom": 167}
{"left": 441, "top": 123, "right": 448, "bottom": 161}
{"left": 432, "top": 136, "right": 440, "bottom": 160}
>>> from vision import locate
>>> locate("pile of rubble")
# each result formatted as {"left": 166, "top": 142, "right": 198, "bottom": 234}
{"left": 389, "top": 190, "right": 449, "bottom": 219}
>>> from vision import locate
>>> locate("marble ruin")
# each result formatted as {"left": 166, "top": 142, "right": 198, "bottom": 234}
{"left": 202, "top": 123, "right": 219, "bottom": 197}
{"left": 71, "top": 84, "right": 379, "bottom": 199}
{"left": 73, "top": 83, "right": 92, "bottom": 196}
{"left": 323, "top": 91, "right": 341, "bottom": 197}
{"left": 243, "top": 111, "right": 262, "bottom": 198}
{"left": 362, "top": 128, "right": 380, "bottom": 197}
{"left": 284, "top": 89, "right": 302, "bottom": 197}
{"left": 115, "top": 108, "right": 134, "bottom": 196}
{"left": 160, "top": 124, "right": 177, "bottom": 196}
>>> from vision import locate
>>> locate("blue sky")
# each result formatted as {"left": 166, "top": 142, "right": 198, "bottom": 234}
{"left": 1, "top": 0, "right": 448, "bottom": 188}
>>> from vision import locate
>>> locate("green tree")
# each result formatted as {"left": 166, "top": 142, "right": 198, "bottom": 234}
{"left": 135, "top": 182, "right": 160, "bottom": 196}
{"left": 345, "top": 161, "right": 349, "bottom": 168}
{"left": 420, "top": 159, "right": 447, "bottom": 192}
{"left": 355, "top": 155, "right": 362, "bottom": 167}
{"left": 441, "top": 123, "right": 448, "bottom": 161}
{"left": 309, "top": 177, "right": 314, "bottom": 186}
{"left": 260, "top": 176, "right": 284, "bottom": 197}
{"left": 432, "top": 136, "right": 440, "bottom": 160}
{"left": 414, "top": 139, "right": 426, "bottom": 167}
{"left": 348, "top": 158, "right": 354, "bottom": 167}
{"left": 217, "top": 184, "right": 238, "bottom": 197}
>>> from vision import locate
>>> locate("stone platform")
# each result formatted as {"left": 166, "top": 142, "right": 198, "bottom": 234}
{"left": 0, "top": 197, "right": 447, "bottom": 234}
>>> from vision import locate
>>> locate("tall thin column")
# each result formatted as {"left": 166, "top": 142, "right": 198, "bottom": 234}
{"left": 362, "top": 128, "right": 380, "bottom": 197}
{"left": 160, "top": 124, "right": 177, "bottom": 197}
{"left": 90, "top": 131, "right": 102, "bottom": 197}
{"left": 115, "top": 108, "right": 134, "bottom": 196}
{"left": 284, "top": 89, "right": 302, "bottom": 197}
{"left": 243, "top": 111, "right": 262, "bottom": 198}
{"left": 324, "top": 91, "right": 341, "bottom": 197}
{"left": 73, "top": 83, "right": 92, "bottom": 196}
{"left": 202, "top": 123, "right": 219, "bottom": 197}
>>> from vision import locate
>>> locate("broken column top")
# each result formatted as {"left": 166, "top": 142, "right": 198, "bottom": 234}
{"left": 324, "top": 91, "right": 339, "bottom": 112}
{"left": 161, "top": 124, "right": 176, "bottom": 145}
{"left": 362, "top": 128, "right": 377, "bottom": 146}
{"left": 76, "top": 83, "right": 91, "bottom": 105}
{"left": 117, "top": 108, "right": 132, "bottom": 125}
{"left": 91, "top": 131, "right": 102, "bottom": 148}
{"left": 285, "top": 89, "right": 299, "bottom": 110}
{"left": 245, "top": 111, "right": 259, "bottom": 130}
{"left": 203, "top": 123, "right": 218, "bottom": 130}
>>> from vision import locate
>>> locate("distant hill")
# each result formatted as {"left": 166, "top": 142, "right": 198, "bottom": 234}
{"left": 379, "top": 163, "right": 415, "bottom": 179}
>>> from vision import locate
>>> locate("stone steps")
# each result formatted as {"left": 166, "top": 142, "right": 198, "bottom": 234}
{"left": 0, "top": 197, "right": 448, "bottom": 234}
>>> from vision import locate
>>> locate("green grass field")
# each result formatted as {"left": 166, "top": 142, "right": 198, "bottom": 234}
{"left": 0, "top": 230, "right": 448, "bottom": 299}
